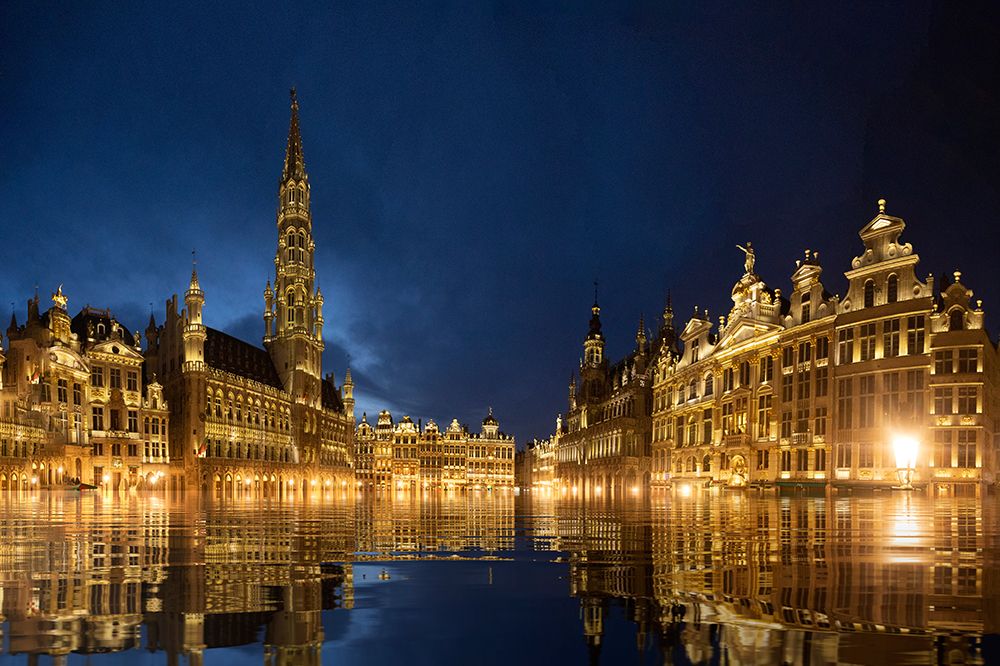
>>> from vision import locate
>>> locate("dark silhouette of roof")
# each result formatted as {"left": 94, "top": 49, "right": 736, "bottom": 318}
{"left": 71, "top": 307, "right": 138, "bottom": 347}
{"left": 204, "top": 328, "right": 282, "bottom": 388}
{"left": 322, "top": 377, "right": 344, "bottom": 413}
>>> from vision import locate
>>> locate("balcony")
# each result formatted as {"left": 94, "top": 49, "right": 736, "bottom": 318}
{"left": 791, "top": 431, "right": 812, "bottom": 446}
{"left": 723, "top": 433, "right": 749, "bottom": 447}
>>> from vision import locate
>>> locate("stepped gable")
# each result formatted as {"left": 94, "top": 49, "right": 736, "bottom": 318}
{"left": 204, "top": 327, "right": 282, "bottom": 388}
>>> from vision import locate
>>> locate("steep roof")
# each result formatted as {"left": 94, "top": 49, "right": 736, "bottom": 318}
{"left": 204, "top": 328, "right": 282, "bottom": 388}
{"left": 321, "top": 376, "right": 344, "bottom": 413}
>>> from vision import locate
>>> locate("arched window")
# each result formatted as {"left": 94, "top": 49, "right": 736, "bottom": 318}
{"left": 702, "top": 454, "right": 711, "bottom": 472}
{"left": 801, "top": 292, "right": 811, "bottom": 323}
{"left": 287, "top": 293, "right": 295, "bottom": 323}
{"left": 704, "top": 373, "right": 714, "bottom": 396}
{"left": 950, "top": 309, "right": 964, "bottom": 331}
{"left": 887, "top": 274, "right": 899, "bottom": 303}
{"left": 863, "top": 280, "right": 875, "bottom": 308}
{"left": 688, "top": 379, "right": 697, "bottom": 400}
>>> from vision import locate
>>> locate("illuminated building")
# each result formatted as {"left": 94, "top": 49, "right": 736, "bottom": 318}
{"left": 648, "top": 200, "right": 998, "bottom": 490}
{"left": 354, "top": 409, "right": 515, "bottom": 491}
{"left": 144, "top": 90, "right": 354, "bottom": 496}
{"left": 551, "top": 293, "right": 677, "bottom": 498}
{"left": 0, "top": 292, "right": 169, "bottom": 488}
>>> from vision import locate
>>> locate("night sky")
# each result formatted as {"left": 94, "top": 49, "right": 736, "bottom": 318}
{"left": 2, "top": 2, "right": 998, "bottom": 444}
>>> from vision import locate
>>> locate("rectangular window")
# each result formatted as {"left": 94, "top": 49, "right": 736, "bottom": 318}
{"left": 905, "top": 370, "right": 925, "bottom": 418}
{"left": 780, "top": 411, "right": 792, "bottom": 438}
{"left": 814, "top": 407, "right": 827, "bottom": 437}
{"left": 907, "top": 315, "right": 925, "bottom": 355}
{"left": 91, "top": 366, "right": 104, "bottom": 388}
{"left": 859, "top": 323, "right": 876, "bottom": 362}
{"left": 756, "top": 449, "right": 769, "bottom": 470}
{"left": 782, "top": 347, "right": 794, "bottom": 368}
{"left": 881, "top": 373, "right": 900, "bottom": 422}
{"left": 702, "top": 409, "right": 713, "bottom": 445}
{"left": 816, "top": 337, "right": 829, "bottom": 360}
{"left": 797, "top": 370, "right": 810, "bottom": 400}
{"left": 722, "top": 401, "right": 734, "bottom": 435}
{"left": 57, "top": 379, "right": 68, "bottom": 404}
{"left": 723, "top": 368, "right": 733, "bottom": 392}
{"left": 760, "top": 356, "right": 774, "bottom": 383}
{"left": 110, "top": 367, "right": 121, "bottom": 389}
{"left": 815, "top": 367, "right": 828, "bottom": 398}
{"left": 127, "top": 410, "right": 138, "bottom": 433}
{"left": 780, "top": 449, "right": 792, "bottom": 472}
{"left": 757, "top": 394, "right": 772, "bottom": 438}
{"left": 859, "top": 375, "right": 876, "bottom": 428}
{"left": 739, "top": 362, "right": 751, "bottom": 387}
{"left": 837, "top": 329, "right": 854, "bottom": 364}
{"left": 110, "top": 409, "right": 121, "bottom": 431}
{"left": 73, "top": 383, "right": 82, "bottom": 406}
{"left": 782, "top": 374, "right": 793, "bottom": 402}
{"left": 796, "top": 449, "right": 808, "bottom": 471}
{"left": 957, "top": 430, "right": 977, "bottom": 468}
{"left": 858, "top": 441, "right": 874, "bottom": 468}
{"left": 127, "top": 443, "right": 138, "bottom": 457}
{"left": 91, "top": 407, "right": 104, "bottom": 431}
{"left": 815, "top": 448, "right": 826, "bottom": 471}
{"left": 934, "top": 388, "right": 954, "bottom": 415}
{"left": 837, "top": 379, "right": 853, "bottom": 430}
{"left": 795, "top": 408, "right": 809, "bottom": 434}
{"left": 957, "top": 348, "right": 978, "bottom": 373}
{"left": 934, "top": 350, "right": 953, "bottom": 375}
{"left": 934, "top": 430, "right": 952, "bottom": 467}
{"left": 126, "top": 371, "right": 138, "bottom": 392}
{"left": 957, "top": 386, "right": 978, "bottom": 414}
{"left": 882, "top": 319, "right": 900, "bottom": 358}
{"left": 799, "top": 342, "right": 812, "bottom": 363}
{"left": 41, "top": 382, "right": 51, "bottom": 402}
{"left": 836, "top": 443, "right": 852, "bottom": 468}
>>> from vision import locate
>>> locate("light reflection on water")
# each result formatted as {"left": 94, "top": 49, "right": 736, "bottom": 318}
{"left": 0, "top": 489, "right": 996, "bottom": 665}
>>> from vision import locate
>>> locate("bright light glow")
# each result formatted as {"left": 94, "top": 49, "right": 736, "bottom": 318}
{"left": 150, "top": 476, "right": 158, "bottom": 485}
{"left": 678, "top": 483, "right": 692, "bottom": 498}
{"left": 630, "top": 486, "right": 639, "bottom": 495}
{"left": 311, "top": 479, "right": 317, "bottom": 487}
{"left": 102, "top": 474, "right": 111, "bottom": 483}
{"left": 57, "top": 466, "right": 64, "bottom": 474}
{"left": 594, "top": 485, "right": 602, "bottom": 495}
{"left": 341, "top": 480, "right": 347, "bottom": 487}
{"left": 893, "top": 434, "right": 918, "bottom": 470}
{"left": 571, "top": 485, "right": 578, "bottom": 495}
{"left": 31, "top": 476, "right": 38, "bottom": 485}
{"left": 288, "top": 478, "right": 295, "bottom": 486}
{"left": 245, "top": 478, "right": 252, "bottom": 485}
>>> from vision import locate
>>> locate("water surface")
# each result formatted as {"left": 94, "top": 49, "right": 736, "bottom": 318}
{"left": 0, "top": 488, "right": 996, "bottom": 664}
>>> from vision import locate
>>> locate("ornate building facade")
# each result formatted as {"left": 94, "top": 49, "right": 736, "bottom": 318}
{"left": 354, "top": 409, "right": 515, "bottom": 491}
{"left": 649, "top": 201, "right": 998, "bottom": 490}
{"left": 0, "top": 290, "right": 169, "bottom": 489}
{"left": 548, "top": 294, "right": 677, "bottom": 498}
{"left": 145, "top": 90, "right": 354, "bottom": 497}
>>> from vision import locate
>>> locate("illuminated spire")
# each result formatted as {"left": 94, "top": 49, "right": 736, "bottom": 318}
{"left": 282, "top": 88, "right": 306, "bottom": 182}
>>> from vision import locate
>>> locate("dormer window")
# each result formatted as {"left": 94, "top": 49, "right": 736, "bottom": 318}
{"left": 801, "top": 292, "right": 811, "bottom": 323}
{"left": 691, "top": 346, "right": 699, "bottom": 363}
{"left": 950, "top": 309, "right": 964, "bottom": 331}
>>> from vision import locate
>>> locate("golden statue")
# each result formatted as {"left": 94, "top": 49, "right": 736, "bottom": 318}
{"left": 736, "top": 242, "right": 755, "bottom": 274}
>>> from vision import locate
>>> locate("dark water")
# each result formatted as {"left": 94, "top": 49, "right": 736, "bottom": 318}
{"left": 0, "top": 488, "right": 997, "bottom": 665}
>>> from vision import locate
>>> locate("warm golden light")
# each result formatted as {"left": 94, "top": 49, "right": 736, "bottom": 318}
{"left": 892, "top": 433, "right": 918, "bottom": 470}
{"left": 102, "top": 474, "right": 111, "bottom": 483}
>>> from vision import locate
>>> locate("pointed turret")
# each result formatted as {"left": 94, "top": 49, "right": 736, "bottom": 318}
{"left": 583, "top": 284, "right": 605, "bottom": 368}
{"left": 7, "top": 310, "right": 17, "bottom": 338}
{"left": 635, "top": 313, "right": 647, "bottom": 353}
{"left": 343, "top": 367, "right": 355, "bottom": 419}
{"left": 282, "top": 88, "right": 307, "bottom": 182}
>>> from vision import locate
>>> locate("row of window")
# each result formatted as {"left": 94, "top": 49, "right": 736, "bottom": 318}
{"left": 91, "top": 366, "right": 140, "bottom": 392}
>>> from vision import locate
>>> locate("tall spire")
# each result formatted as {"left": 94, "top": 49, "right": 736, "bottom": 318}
{"left": 282, "top": 88, "right": 306, "bottom": 182}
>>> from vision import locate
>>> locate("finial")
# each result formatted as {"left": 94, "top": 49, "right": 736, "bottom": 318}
{"left": 290, "top": 87, "right": 298, "bottom": 107}
{"left": 878, "top": 198, "right": 886, "bottom": 214}
{"left": 954, "top": 270, "right": 961, "bottom": 283}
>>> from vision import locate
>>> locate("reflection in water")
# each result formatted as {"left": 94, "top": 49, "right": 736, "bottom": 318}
{"left": 0, "top": 489, "right": 996, "bottom": 664}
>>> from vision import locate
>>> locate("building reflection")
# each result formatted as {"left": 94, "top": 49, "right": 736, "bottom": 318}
{"left": 524, "top": 491, "right": 994, "bottom": 665}
{"left": 0, "top": 489, "right": 994, "bottom": 664}
{"left": 0, "top": 491, "right": 516, "bottom": 663}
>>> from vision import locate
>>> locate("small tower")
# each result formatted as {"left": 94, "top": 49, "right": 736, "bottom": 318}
{"left": 183, "top": 265, "right": 206, "bottom": 371}
{"left": 582, "top": 288, "right": 605, "bottom": 368}
{"left": 635, "top": 313, "right": 647, "bottom": 355}
{"left": 568, "top": 372, "right": 577, "bottom": 411}
{"left": 343, "top": 367, "right": 354, "bottom": 419}
{"left": 482, "top": 407, "right": 500, "bottom": 439}
{"left": 264, "top": 279, "right": 274, "bottom": 341}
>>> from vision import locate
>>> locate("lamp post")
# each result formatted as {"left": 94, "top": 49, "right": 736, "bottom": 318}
{"left": 892, "top": 433, "right": 918, "bottom": 490}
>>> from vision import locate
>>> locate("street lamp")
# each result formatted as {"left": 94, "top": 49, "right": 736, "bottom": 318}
{"left": 892, "top": 433, "right": 918, "bottom": 490}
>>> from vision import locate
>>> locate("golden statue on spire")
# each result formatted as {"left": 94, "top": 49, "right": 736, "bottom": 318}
{"left": 51, "top": 284, "right": 68, "bottom": 310}
{"left": 736, "top": 242, "right": 755, "bottom": 274}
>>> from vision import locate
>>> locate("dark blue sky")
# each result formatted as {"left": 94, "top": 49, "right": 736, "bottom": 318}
{"left": 2, "top": 2, "right": 998, "bottom": 443}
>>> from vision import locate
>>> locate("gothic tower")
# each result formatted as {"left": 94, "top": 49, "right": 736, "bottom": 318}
{"left": 265, "top": 89, "right": 325, "bottom": 409}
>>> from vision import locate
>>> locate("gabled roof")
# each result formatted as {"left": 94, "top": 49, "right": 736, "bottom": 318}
{"left": 321, "top": 376, "right": 344, "bottom": 413}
